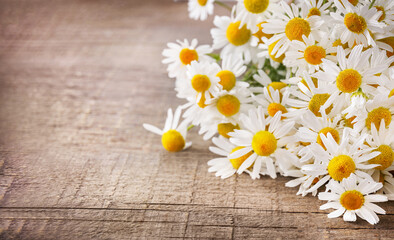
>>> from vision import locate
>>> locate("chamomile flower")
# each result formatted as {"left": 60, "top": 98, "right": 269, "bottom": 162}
{"left": 217, "top": 55, "right": 248, "bottom": 91}
{"left": 162, "top": 39, "right": 212, "bottom": 80}
{"left": 304, "top": 0, "right": 332, "bottom": 19}
{"left": 302, "top": 129, "right": 380, "bottom": 193}
{"left": 252, "top": 86, "right": 292, "bottom": 119}
{"left": 143, "top": 106, "right": 192, "bottom": 152}
{"left": 318, "top": 173, "right": 388, "bottom": 225}
{"left": 188, "top": 0, "right": 215, "bottom": 21}
{"left": 371, "top": 0, "right": 394, "bottom": 32}
{"left": 228, "top": 107, "right": 296, "bottom": 179}
{"left": 211, "top": 15, "right": 259, "bottom": 63}
{"left": 234, "top": 0, "right": 282, "bottom": 32}
{"left": 261, "top": 1, "right": 324, "bottom": 61}
{"left": 284, "top": 34, "right": 337, "bottom": 75}
{"left": 208, "top": 136, "right": 253, "bottom": 179}
{"left": 330, "top": 0, "right": 385, "bottom": 47}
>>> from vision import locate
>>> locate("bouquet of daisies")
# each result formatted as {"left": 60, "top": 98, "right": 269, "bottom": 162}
{"left": 143, "top": 0, "right": 394, "bottom": 225}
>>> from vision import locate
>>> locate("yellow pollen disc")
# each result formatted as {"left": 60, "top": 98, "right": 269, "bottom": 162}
{"left": 316, "top": 127, "right": 340, "bottom": 149}
{"left": 254, "top": 21, "right": 274, "bottom": 44}
{"left": 378, "top": 37, "right": 394, "bottom": 59}
{"left": 244, "top": 0, "right": 269, "bottom": 14}
{"left": 304, "top": 45, "right": 326, "bottom": 65}
{"left": 197, "top": 0, "right": 208, "bottom": 6}
{"left": 161, "top": 130, "right": 185, "bottom": 152}
{"left": 217, "top": 70, "right": 236, "bottom": 91}
{"left": 252, "top": 131, "right": 277, "bottom": 156}
{"left": 389, "top": 89, "right": 394, "bottom": 98}
{"left": 369, "top": 145, "right": 394, "bottom": 170}
{"left": 216, "top": 95, "right": 241, "bottom": 117}
{"left": 192, "top": 74, "right": 211, "bottom": 92}
{"left": 375, "top": 6, "right": 386, "bottom": 22}
{"left": 340, "top": 190, "right": 364, "bottom": 210}
{"left": 327, "top": 155, "right": 355, "bottom": 181}
{"left": 217, "top": 123, "right": 240, "bottom": 138}
{"left": 268, "top": 40, "right": 285, "bottom": 63}
{"left": 307, "top": 7, "right": 321, "bottom": 18}
{"left": 336, "top": 69, "right": 362, "bottom": 93}
{"left": 365, "top": 107, "right": 392, "bottom": 130}
{"left": 267, "top": 103, "right": 287, "bottom": 117}
{"left": 230, "top": 146, "right": 253, "bottom": 169}
{"left": 308, "top": 93, "right": 332, "bottom": 117}
{"left": 285, "top": 17, "right": 311, "bottom": 41}
{"left": 344, "top": 13, "right": 367, "bottom": 34}
{"left": 226, "top": 21, "right": 251, "bottom": 46}
{"left": 179, "top": 48, "right": 199, "bottom": 65}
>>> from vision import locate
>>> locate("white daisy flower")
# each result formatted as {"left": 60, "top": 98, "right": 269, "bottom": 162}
{"left": 319, "top": 173, "right": 388, "bottom": 225}
{"left": 211, "top": 14, "right": 259, "bottom": 63}
{"left": 217, "top": 54, "right": 248, "bottom": 91}
{"left": 179, "top": 60, "right": 222, "bottom": 103}
{"left": 284, "top": 34, "right": 337, "bottom": 75}
{"left": 304, "top": 0, "right": 332, "bottom": 19}
{"left": 162, "top": 39, "right": 212, "bottom": 80}
{"left": 143, "top": 106, "right": 192, "bottom": 152}
{"left": 228, "top": 107, "right": 296, "bottom": 179}
{"left": 330, "top": 0, "right": 385, "bottom": 47}
{"left": 371, "top": 170, "right": 394, "bottom": 200}
{"left": 302, "top": 129, "right": 380, "bottom": 193}
{"left": 371, "top": 0, "right": 394, "bottom": 32}
{"left": 261, "top": 1, "right": 324, "bottom": 61}
{"left": 208, "top": 136, "right": 253, "bottom": 179}
{"left": 252, "top": 86, "right": 292, "bottom": 119}
{"left": 188, "top": 0, "right": 215, "bottom": 21}
{"left": 234, "top": 0, "right": 282, "bottom": 32}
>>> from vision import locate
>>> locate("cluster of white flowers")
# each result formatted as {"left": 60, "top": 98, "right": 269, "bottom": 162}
{"left": 144, "top": 0, "right": 394, "bottom": 225}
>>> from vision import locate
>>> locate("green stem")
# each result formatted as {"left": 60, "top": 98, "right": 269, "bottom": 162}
{"left": 187, "top": 125, "right": 195, "bottom": 131}
{"left": 214, "top": 1, "right": 232, "bottom": 12}
{"left": 369, "top": 0, "right": 376, "bottom": 8}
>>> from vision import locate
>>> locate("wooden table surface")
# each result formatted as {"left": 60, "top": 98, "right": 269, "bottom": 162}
{"left": 0, "top": 0, "right": 392, "bottom": 239}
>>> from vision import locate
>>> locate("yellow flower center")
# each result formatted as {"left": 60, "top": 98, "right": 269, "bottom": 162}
{"left": 375, "top": 6, "right": 386, "bottom": 22}
{"left": 243, "top": 0, "right": 269, "bottom": 14}
{"left": 254, "top": 21, "right": 274, "bottom": 44}
{"left": 216, "top": 95, "right": 241, "bottom": 117}
{"left": 192, "top": 74, "right": 211, "bottom": 92}
{"left": 267, "top": 103, "right": 287, "bottom": 117}
{"left": 268, "top": 40, "right": 285, "bottom": 63}
{"left": 161, "top": 130, "right": 185, "bottom": 152}
{"left": 217, "top": 70, "right": 236, "bottom": 91}
{"left": 308, "top": 93, "right": 332, "bottom": 117}
{"left": 365, "top": 107, "right": 392, "bottom": 130}
{"left": 304, "top": 45, "right": 326, "bottom": 65}
{"left": 285, "top": 17, "right": 311, "bottom": 41}
{"left": 389, "top": 89, "right": 394, "bottom": 98}
{"left": 230, "top": 146, "right": 254, "bottom": 169}
{"left": 327, "top": 155, "right": 355, "bottom": 181}
{"left": 340, "top": 190, "right": 365, "bottom": 210}
{"left": 316, "top": 127, "right": 340, "bottom": 149}
{"left": 179, "top": 48, "right": 199, "bottom": 65}
{"left": 252, "top": 131, "right": 277, "bottom": 156}
{"left": 217, "top": 123, "right": 240, "bottom": 138}
{"left": 344, "top": 13, "right": 367, "bottom": 34}
{"left": 307, "top": 7, "right": 321, "bottom": 18}
{"left": 197, "top": 0, "right": 208, "bottom": 6}
{"left": 226, "top": 21, "right": 251, "bottom": 46}
{"left": 369, "top": 145, "right": 394, "bottom": 170}
{"left": 336, "top": 69, "right": 362, "bottom": 93}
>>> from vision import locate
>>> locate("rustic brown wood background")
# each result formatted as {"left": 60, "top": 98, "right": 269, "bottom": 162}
{"left": 0, "top": 0, "right": 392, "bottom": 239}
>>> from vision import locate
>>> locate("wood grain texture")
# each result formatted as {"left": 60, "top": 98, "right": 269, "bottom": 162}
{"left": 0, "top": 0, "right": 392, "bottom": 239}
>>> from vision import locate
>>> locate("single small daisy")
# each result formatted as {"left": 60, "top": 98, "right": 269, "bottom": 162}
{"left": 371, "top": 0, "right": 394, "bottom": 32}
{"left": 284, "top": 34, "right": 337, "bottom": 75}
{"left": 162, "top": 39, "right": 212, "bottom": 80}
{"left": 217, "top": 54, "right": 248, "bottom": 91}
{"left": 318, "top": 173, "right": 388, "bottom": 225}
{"left": 234, "top": 0, "right": 282, "bottom": 32}
{"left": 188, "top": 0, "right": 215, "bottom": 21}
{"left": 208, "top": 136, "right": 253, "bottom": 179}
{"left": 211, "top": 14, "right": 259, "bottom": 63}
{"left": 302, "top": 129, "right": 380, "bottom": 193}
{"left": 228, "top": 107, "right": 296, "bottom": 179}
{"left": 330, "top": 0, "right": 385, "bottom": 47}
{"left": 252, "top": 86, "right": 292, "bottom": 119}
{"left": 143, "top": 106, "right": 192, "bottom": 152}
{"left": 261, "top": 1, "right": 324, "bottom": 61}
{"left": 304, "top": 0, "right": 332, "bottom": 20}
